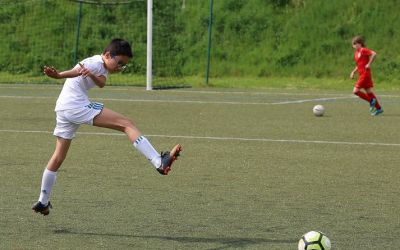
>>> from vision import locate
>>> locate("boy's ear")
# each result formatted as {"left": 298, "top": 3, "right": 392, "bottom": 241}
{"left": 103, "top": 51, "right": 112, "bottom": 58}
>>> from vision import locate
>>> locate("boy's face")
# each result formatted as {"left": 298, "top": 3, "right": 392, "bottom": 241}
{"left": 103, "top": 51, "right": 130, "bottom": 73}
{"left": 352, "top": 42, "right": 362, "bottom": 50}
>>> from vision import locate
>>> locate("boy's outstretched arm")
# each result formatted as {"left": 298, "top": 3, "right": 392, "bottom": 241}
{"left": 43, "top": 66, "right": 81, "bottom": 79}
{"left": 43, "top": 64, "right": 106, "bottom": 88}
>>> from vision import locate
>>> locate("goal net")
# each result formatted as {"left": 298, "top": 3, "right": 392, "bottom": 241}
{"left": 0, "top": 0, "right": 187, "bottom": 89}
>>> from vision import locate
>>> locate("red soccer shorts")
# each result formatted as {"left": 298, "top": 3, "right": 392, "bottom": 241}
{"left": 355, "top": 73, "right": 373, "bottom": 89}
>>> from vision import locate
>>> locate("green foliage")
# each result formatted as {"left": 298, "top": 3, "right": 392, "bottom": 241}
{"left": 0, "top": 0, "right": 399, "bottom": 85}
{"left": 181, "top": 0, "right": 399, "bottom": 82}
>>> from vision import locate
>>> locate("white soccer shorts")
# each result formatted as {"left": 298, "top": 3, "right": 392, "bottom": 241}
{"left": 53, "top": 102, "right": 104, "bottom": 139}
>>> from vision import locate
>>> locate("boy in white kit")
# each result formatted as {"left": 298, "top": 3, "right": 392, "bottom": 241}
{"left": 32, "top": 39, "right": 182, "bottom": 216}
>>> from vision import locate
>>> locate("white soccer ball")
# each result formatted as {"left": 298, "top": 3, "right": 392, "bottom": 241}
{"left": 298, "top": 231, "right": 331, "bottom": 250}
{"left": 313, "top": 105, "right": 325, "bottom": 117}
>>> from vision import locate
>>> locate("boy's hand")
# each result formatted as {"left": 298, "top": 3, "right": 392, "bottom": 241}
{"left": 77, "top": 62, "right": 105, "bottom": 87}
{"left": 44, "top": 66, "right": 61, "bottom": 79}
{"left": 78, "top": 63, "right": 92, "bottom": 78}
{"left": 350, "top": 71, "right": 355, "bottom": 79}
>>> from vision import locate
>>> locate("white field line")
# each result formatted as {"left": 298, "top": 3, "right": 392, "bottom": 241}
{"left": 1, "top": 129, "right": 399, "bottom": 147}
{"left": 0, "top": 95, "right": 351, "bottom": 105}
{"left": 270, "top": 96, "right": 351, "bottom": 105}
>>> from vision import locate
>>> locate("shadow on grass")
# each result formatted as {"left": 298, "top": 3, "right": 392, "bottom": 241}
{"left": 53, "top": 229, "right": 296, "bottom": 249}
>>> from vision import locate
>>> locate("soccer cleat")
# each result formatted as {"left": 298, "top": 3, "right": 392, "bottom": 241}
{"left": 32, "top": 201, "right": 52, "bottom": 216}
{"left": 369, "top": 98, "right": 377, "bottom": 113}
{"left": 371, "top": 108, "right": 384, "bottom": 116}
{"left": 157, "top": 144, "right": 182, "bottom": 175}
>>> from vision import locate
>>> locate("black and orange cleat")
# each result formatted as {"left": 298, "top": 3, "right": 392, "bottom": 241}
{"left": 32, "top": 201, "right": 52, "bottom": 216}
{"left": 157, "top": 144, "right": 182, "bottom": 175}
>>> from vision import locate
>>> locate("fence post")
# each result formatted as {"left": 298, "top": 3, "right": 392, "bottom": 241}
{"left": 205, "top": 0, "right": 213, "bottom": 85}
{"left": 73, "top": 1, "right": 83, "bottom": 66}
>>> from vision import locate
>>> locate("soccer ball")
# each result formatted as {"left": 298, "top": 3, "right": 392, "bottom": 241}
{"left": 313, "top": 105, "right": 325, "bottom": 117}
{"left": 298, "top": 231, "right": 331, "bottom": 250}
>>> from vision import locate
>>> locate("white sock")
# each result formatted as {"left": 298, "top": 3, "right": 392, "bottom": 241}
{"left": 133, "top": 136, "right": 161, "bottom": 168}
{"left": 38, "top": 168, "right": 57, "bottom": 205}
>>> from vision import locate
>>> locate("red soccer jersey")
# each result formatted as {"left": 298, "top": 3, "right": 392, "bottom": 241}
{"left": 354, "top": 47, "right": 373, "bottom": 76}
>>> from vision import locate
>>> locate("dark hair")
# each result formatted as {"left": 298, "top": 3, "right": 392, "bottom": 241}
{"left": 352, "top": 36, "right": 365, "bottom": 47}
{"left": 103, "top": 38, "right": 133, "bottom": 58}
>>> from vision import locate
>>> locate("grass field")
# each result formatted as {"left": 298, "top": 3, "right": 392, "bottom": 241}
{"left": 2, "top": 72, "right": 400, "bottom": 91}
{"left": 1, "top": 83, "right": 399, "bottom": 249}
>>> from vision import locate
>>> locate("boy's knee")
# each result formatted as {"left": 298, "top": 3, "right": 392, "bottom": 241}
{"left": 124, "top": 118, "right": 136, "bottom": 129}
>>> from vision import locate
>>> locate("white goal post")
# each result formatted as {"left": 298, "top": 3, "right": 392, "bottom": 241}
{"left": 146, "top": 0, "right": 153, "bottom": 90}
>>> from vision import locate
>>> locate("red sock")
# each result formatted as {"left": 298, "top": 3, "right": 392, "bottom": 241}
{"left": 367, "top": 93, "right": 381, "bottom": 109}
{"left": 355, "top": 91, "right": 371, "bottom": 102}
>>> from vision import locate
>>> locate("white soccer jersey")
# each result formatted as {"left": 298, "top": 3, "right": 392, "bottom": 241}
{"left": 55, "top": 55, "right": 108, "bottom": 111}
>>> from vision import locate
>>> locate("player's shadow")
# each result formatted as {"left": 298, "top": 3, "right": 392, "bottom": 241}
{"left": 53, "top": 229, "right": 296, "bottom": 249}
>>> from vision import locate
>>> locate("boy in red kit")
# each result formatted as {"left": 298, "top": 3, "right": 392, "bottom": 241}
{"left": 350, "top": 35, "right": 383, "bottom": 116}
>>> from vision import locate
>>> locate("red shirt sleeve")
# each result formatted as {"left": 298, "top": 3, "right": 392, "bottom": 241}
{"left": 361, "top": 47, "right": 373, "bottom": 56}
